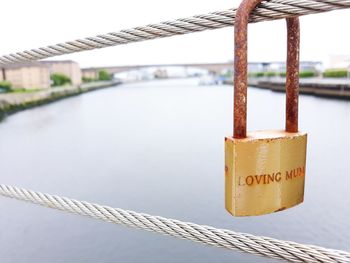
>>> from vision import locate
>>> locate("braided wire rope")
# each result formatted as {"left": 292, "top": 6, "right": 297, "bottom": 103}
{"left": 0, "top": 184, "right": 349, "bottom": 263}
{"left": 1, "top": 0, "right": 350, "bottom": 65}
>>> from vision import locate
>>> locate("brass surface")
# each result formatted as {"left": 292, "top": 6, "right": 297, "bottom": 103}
{"left": 225, "top": 130, "right": 307, "bottom": 217}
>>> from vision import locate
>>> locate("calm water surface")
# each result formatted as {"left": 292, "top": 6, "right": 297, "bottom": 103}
{"left": 0, "top": 78, "right": 349, "bottom": 262}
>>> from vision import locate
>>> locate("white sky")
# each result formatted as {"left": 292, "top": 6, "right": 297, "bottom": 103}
{"left": 0, "top": 0, "right": 349, "bottom": 68}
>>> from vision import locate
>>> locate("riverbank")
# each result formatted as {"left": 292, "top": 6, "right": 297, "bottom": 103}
{"left": 0, "top": 80, "right": 121, "bottom": 121}
{"left": 224, "top": 78, "right": 350, "bottom": 99}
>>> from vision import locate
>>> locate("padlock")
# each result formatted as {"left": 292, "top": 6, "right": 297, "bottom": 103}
{"left": 225, "top": 0, "right": 307, "bottom": 217}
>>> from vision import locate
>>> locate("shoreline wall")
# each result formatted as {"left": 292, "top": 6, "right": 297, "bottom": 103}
{"left": 0, "top": 80, "right": 121, "bottom": 121}
{"left": 224, "top": 78, "right": 350, "bottom": 100}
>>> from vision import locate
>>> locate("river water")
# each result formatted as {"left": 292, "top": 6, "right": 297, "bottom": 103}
{"left": 0, "top": 78, "right": 349, "bottom": 262}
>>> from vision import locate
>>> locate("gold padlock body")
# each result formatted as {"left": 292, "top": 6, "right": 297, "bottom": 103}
{"left": 225, "top": 130, "right": 307, "bottom": 217}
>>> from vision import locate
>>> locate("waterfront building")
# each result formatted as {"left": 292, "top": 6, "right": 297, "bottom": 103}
{"left": 154, "top": 69, "right": 168, "bottom": 79}
{"left": 279, "top": 61, "right": 322, "bottom": 73}
{"left": 248, "top": 62, "right": 268, "bottom": 73}
{"left": 43, "top": 60, "right": 82, "bottom": 86}
{"left": 0, "top": 62, "right": 51, "bottom": 90}
{"left": 0, "top": 68, "right": 4, "bottom": 81}
{"left": 247, "top": 61, "right": 323, "bottom": 74}
{"left": 82, "top": 68, "right": 99, "bottom": 80}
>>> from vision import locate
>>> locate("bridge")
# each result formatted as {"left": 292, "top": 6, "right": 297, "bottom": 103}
{"left": 82, "top": 62, "right": 234, "bottom": 76}
{"left": 81, "top": 61, "right": 322, "bottom": 77}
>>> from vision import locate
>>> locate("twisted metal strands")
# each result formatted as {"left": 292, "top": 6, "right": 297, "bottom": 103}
{"left": 0, "top": 0, "right": 350, "bottom": 65}
{"left": 0, "top": 184, "right": 349, "bottom": 263}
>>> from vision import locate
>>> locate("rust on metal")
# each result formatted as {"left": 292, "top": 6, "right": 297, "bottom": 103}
{"left": 233, "top": 0, "right": 300, "bottom": 138}
{"left": 285, "top": 18, "right": 300, "bottom": 133}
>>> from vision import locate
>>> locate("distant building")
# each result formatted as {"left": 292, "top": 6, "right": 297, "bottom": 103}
{"left": 154, "top": 69, "right": 168, "bottom": 79}
{"left": 82, "top": 69, "right": 99, "bottom": 80}
{"left": 248, "top": 61, "right": 323, "bottom": 73}
{"left": 248, "top": 62, "right": 267, "bottom": 73}
{"left": 0, "top": 68, "right": 4, "bottom": 81}
{"left": 43, "top": 60, "right": 82, "bottom": 86}
{"left": 0, "top": 62, "right": 51, "bottom": 90}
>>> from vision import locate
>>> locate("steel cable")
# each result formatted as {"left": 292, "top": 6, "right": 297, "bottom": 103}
{"left": 0, "top": 0, "right": 350, "bottom": 65}
{"left": 0, "top": 184, "right": 349, "bottom": 263}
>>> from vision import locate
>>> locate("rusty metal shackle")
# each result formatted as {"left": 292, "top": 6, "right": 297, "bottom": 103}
{"left": 233, "top": 0, "right": 300, "bottom": 138}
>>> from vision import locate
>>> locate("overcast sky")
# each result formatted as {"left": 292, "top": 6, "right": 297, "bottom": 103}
{"left": 0, "top": 0, "right": 349, "bottom": 68}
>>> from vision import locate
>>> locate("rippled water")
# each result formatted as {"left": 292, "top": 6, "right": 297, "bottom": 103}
{"left": 0, "top": 78, "right": 349, "bottom": 262}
